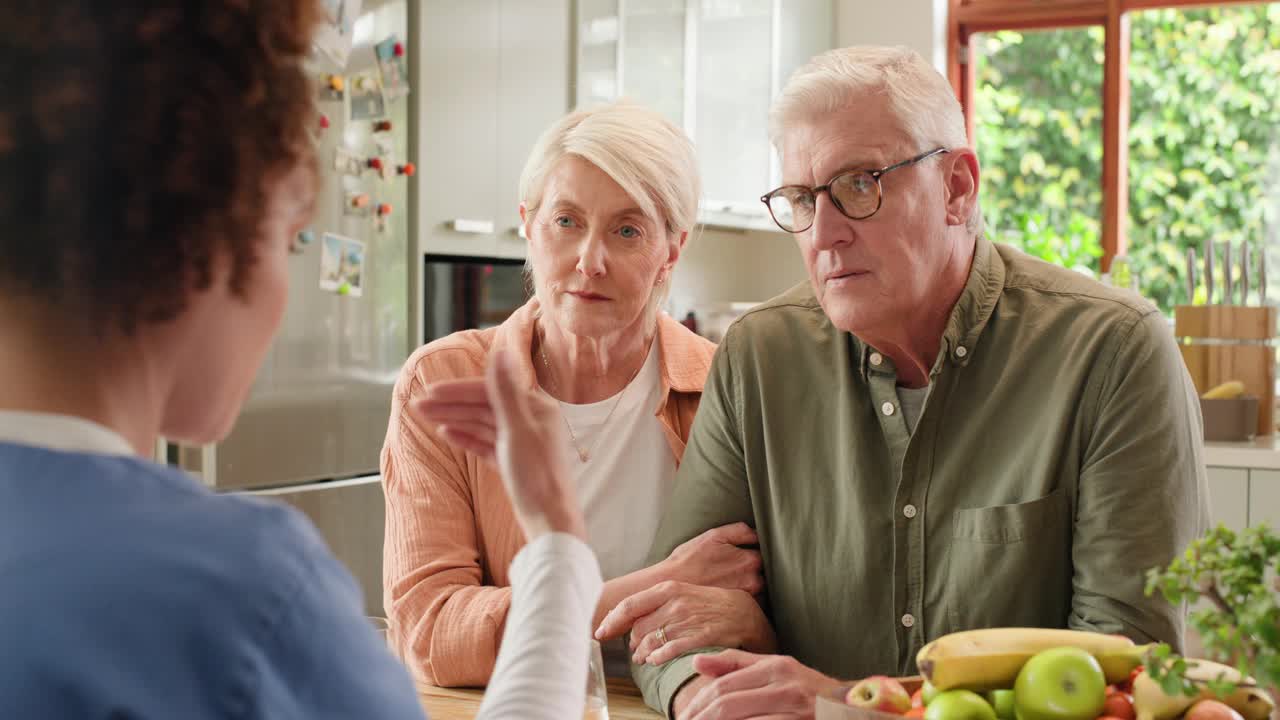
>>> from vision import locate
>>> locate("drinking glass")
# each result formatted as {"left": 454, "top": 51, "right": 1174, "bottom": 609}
{"left": 585, "top": 639, "right": 610, "bottom": 720}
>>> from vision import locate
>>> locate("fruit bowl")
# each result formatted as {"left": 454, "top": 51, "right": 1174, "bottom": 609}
{"left": 817, "top": 677, "right": 924, "bottom": 720}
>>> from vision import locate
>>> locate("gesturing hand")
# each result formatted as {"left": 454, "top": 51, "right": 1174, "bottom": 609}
{"left": 416, "top": 350, "right": 583, "bottom": 541}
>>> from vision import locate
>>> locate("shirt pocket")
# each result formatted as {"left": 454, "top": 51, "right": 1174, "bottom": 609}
{"left": 944, "top": 488, "right": 1072, "bottom": 633}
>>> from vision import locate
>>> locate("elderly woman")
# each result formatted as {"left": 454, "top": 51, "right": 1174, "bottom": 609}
{"left": 382, "top": 102, "right": 767, "bottom": 685}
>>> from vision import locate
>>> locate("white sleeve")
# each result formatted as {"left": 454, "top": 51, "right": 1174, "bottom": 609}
{"left": 474, "top": 532, "right": 604, "bottom": 720}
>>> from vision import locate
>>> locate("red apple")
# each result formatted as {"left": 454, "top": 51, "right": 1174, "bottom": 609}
{"left": 847, "top": 676, "right": 914, "bottom": 714}
{"left": 1184, "top": 700, "right": 1244, "bottom": 720}
{"left": 1100, "top": 691, "right": 1135, "bottom": 720}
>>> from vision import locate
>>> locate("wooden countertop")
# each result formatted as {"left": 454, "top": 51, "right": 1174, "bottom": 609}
{"left": 418, "top": 677, "right": 662, "bottom": 719}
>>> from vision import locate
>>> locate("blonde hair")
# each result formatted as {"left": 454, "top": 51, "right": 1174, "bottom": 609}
{"left": 769, "top": 46, "right": 982, "bottom": 235}
{"left": 519, "top": 102, "right": 701, "bottom": 321}
{"left": 519, "top": 101, "right": 701, "bottom": 237}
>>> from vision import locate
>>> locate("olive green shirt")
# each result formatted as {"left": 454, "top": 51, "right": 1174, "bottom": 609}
{"left": 634, "top": 238, "right": 1210, "bottom": 716}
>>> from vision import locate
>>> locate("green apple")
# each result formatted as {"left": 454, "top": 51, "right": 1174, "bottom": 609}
{"left": 922, "top": 680, "right": 941, "bottom": 706}
{"left": 1013, "top": 647, "right": 1107, "bottom": 720}
{"left": 925, "top": 690, "right": 998, "bottom": 720}
{"left": 986, "top": 690, "right": 1016, "bottom": 720}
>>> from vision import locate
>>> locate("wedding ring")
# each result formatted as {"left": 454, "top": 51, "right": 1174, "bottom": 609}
{"left": 655, "top": 626, "right": 668, "bottom": 646}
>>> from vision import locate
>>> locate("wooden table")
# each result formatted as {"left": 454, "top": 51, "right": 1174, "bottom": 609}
{"left": 419, "top": 677, "right": 662, "bottom": 719}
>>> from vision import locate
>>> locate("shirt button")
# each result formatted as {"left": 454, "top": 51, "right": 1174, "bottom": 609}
{"left": 903, "top": 504, "right": 918, "bottom": 519}
{"left": 870, "top": 352, "right": 883, "bottom": 366}
{"left": 955, "top": 345, "right": 968, "bottom": 358}
{"left": 901, "top": 613, "right": 915, "bottom": 628}
{"left": 881, "top": 401, "right": 895, "bottom": 416}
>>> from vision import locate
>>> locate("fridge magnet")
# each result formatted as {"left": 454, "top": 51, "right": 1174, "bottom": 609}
{"left": 319, "top": 232, "right": 365, "bottom": 297}
{"left": 348, "top": 69, "right": 386, "bottom": 121}
{"left": 333, "top": 146, "right": 363, "bottom": 176}
{"left": 375, "top": 35, "right": 410, "bottom": 101}
{"left": 374, "top": 202, "right": 393, "bottom": 233}
{"left": 365, "top": 155, "right": 392, "bottom": 180}
{"left": 318, "top": 74, "right": 345, "bottom": 102}
{"left": 344, "top": 191, "right": 372, "bottom": 217}
{"left": 292, "top": 228, "right": 316, "bottom": 254}
{"left": 313, "top": 0, "right": 362, "bottom": 70}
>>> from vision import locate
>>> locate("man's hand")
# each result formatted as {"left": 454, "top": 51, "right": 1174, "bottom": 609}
{"left": 675, "top": 649, "right": 842, "bottom": 720}
{"left": 595, "top": 582, "right": 776, "bottom": 666}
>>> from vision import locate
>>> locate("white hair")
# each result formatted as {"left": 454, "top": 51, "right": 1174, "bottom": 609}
{"left": 518, "top": 101, "right": 701, "bottom": 316}
{"left": 519, "top": 101, "right": 700, "bottom": 236}
{"left": 769, "top": 45, "right": 983, "bottom": 235}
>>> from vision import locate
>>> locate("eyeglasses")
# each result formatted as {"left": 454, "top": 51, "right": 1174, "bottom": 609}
{"left": 760, "top": 148, "right": 950, "bottom": 233}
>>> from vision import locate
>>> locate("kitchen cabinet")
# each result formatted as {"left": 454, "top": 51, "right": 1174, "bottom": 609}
{"left": 1204, "top": 464, "right": 1280, "bottom": 530}
{"left": 416, "top": 0, "right": 570, "bottom": 259}
{"left": 1245, "top": 469, "right": 1280, "bottom": 529}
{"left": 575, "top": 0, "right": 834, "bottom": 231}
{"left": 1205, "top": 466, "right": 1249, "bottom": 532}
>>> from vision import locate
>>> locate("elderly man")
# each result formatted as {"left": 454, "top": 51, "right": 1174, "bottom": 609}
{"left": 601, "top": 46, "right": 1209, "bottom": 719}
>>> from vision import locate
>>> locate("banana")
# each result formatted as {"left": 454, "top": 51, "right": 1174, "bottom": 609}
{"left": 1132, "top": 660, "right": 1275, "bottom": 720}
{"left": 1202, "top": 380, "right": 1246, "bottom": 400}
{"left": 915, "top": 628, "right": 1149, "bottom": 692}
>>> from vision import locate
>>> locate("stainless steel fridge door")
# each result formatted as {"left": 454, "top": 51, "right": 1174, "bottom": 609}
{"left": 179, "top": 0, "right": 412, "bottom": 490}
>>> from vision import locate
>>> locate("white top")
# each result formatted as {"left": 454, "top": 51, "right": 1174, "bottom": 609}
{"left": 556, "top": 340, "right": 676, "bottom": 675}
{"left": 0, "top": 410, "right": 605, "bottom": 720}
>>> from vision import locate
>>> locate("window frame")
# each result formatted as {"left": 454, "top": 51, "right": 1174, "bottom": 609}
{"left": 947, "top": 0, "right": 1268, "bottom": 273}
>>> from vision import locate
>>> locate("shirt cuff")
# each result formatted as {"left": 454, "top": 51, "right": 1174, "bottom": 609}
{"left": 635, "top": 647, "right": 726, "bottom": 718}
{"left": 508, "top": 531, "right": 603, "bottom": 598}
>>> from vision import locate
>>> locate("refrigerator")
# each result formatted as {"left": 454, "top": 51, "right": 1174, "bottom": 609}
{"left": 165, "top": 0, "right": 415, "bottom": 613}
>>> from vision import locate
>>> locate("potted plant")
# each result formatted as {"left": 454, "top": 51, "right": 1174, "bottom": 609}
{"left": 1144, "top": 524, "right": 1280, "bottom": 714}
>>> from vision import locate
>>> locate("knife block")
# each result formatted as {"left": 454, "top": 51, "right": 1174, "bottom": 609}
{"left": 1174, "top": 304, "right": 1277, "bottom": 436}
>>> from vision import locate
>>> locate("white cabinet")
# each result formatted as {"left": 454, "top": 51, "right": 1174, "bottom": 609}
{"left": 416, "top": 0, "right": 570, "bottom": 259}
{"left": 1245, "top": 469, "right": 1280, "bottom": 529}
{"left": 1206, "top": 467, "right": 1250, "bottom": 532}
{"left": 575, "top": 0, "right": 834, "bottom": 231}
{"left": 1203, "top": 465, "right": 1280, "bottom": 531}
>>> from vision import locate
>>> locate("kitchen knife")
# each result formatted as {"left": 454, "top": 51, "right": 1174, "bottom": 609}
{"left": 1224, "top": 242, "right": 1234, "bottom": 305}
{"left": 1206, "top": 240, "right": 1215, "bottom": 305}
{"left": 1261, "top": 247, "right": 1268, "bottom": 305}
{"left": 1186, "top": 247, "right": 1197, "bottom": 304}
{"left": 1241, "top": 244, "right": 1250, "bottom": 305}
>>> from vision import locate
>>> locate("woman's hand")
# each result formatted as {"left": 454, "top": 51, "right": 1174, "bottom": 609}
{"left": 661, "top": 523, "right": 763, "bottom": 594}
{"left": 415, "top": 350, "right": 583, "bottom": 541}
{"left": 415, "top": 373, "right": 498, "bottom": 463}
{"left": 594, "top": 582, "right": 777, "bottom": 665}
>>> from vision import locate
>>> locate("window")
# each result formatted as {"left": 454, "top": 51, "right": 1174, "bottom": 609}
{"left": 951, "top": 0, "right": 1280, "bottom": 315}
{"left": 973, "top": 27, "right": 1104, "bottom": 275}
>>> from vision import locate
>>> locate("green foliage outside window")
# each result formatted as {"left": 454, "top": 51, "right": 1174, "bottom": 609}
{"left": 974, "top": 4, "right": 1280, "bottom": 313}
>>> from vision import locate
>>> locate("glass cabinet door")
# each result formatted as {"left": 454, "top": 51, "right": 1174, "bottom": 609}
{"left": 620, "top": 0, "right": 687, "bottom": 127}
{"left": 577, "top": 0, "right": 620, "bottom": 107}
{"left": 694, "top": 0, "right": 773, "bottom": 216}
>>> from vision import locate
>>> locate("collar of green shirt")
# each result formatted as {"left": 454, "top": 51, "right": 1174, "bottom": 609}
{"left": 854, "top": 235, "right": 1007, "bottom": 382}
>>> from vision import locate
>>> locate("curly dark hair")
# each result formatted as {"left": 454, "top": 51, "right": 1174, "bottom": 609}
{"left": 0, "top": 0, "right": 321, "bottom": 332}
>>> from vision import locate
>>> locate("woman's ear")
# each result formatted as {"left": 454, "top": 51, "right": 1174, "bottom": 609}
{"left": 658, "top": 230, "right": 687, "bottom": 285}
{"left": 519, "top": 203, "right": 534, "bottom": 243}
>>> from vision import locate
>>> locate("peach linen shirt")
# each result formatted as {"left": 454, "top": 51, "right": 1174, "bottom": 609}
{"left": 381, "top": 298, "right": 715, "bottom": 687}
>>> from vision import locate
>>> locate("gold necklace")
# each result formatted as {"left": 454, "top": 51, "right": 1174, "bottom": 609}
{"left": 536, "top": 334, "right": 631, "bottom": 464}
